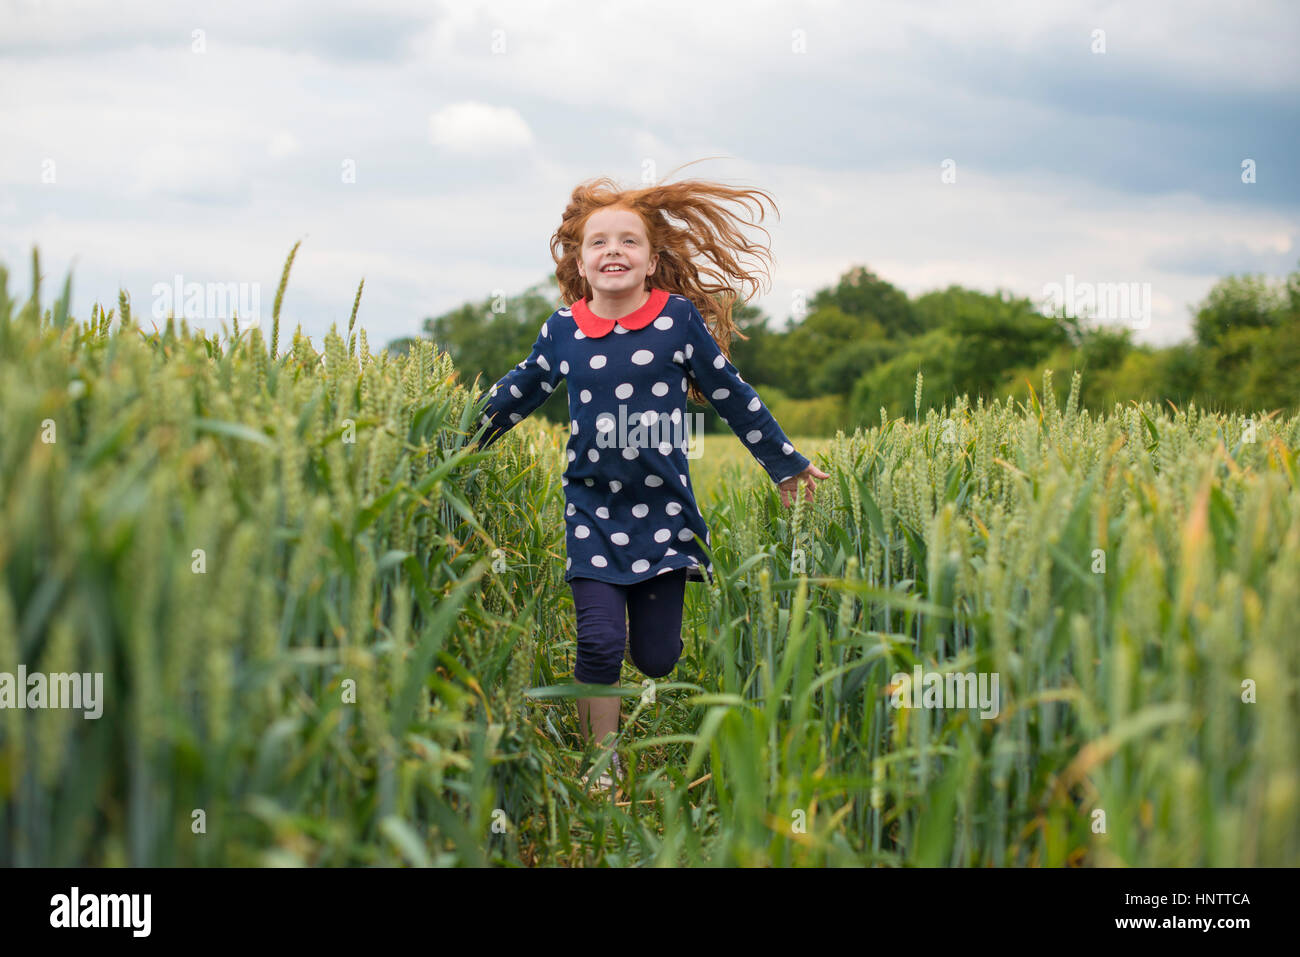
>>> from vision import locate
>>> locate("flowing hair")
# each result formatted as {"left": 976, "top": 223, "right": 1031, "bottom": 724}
{"left": 549, "top": 158, "right": 780, "bottom": 407}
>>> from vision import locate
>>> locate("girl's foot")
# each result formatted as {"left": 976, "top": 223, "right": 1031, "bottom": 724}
{"left": 580, "top": 751, "right": 624, "bottom": 795}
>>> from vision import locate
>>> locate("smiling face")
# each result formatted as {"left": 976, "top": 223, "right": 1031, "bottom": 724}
{"left": 576, "top": 206, "right": 658, "bottom": 297}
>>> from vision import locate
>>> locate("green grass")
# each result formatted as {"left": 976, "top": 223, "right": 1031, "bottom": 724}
{"left": 2, "top": 248, "right": 1298, "bottom": 866}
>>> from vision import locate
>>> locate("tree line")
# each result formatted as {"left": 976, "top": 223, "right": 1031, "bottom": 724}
{"left": 389, "top": 262, "right": 1300, "bottom": 436}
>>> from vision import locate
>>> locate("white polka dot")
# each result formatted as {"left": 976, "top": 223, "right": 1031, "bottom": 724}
{"left": 615, "top": 383, "right": 634, "bottom": 399}
{"left": 747, "top": 430, "right": 763, "bottom": 443}
{"left": 681, "top": 378, "right": 688, "bottom": 391}
{"left": 590, "top": 355, "right": 606, "bottom": 369}
{"left": 685, "top": 343, "right": 693, "bottom": 358}
{"left": 613, "top": 325, "right": 628, "bottom": 335}
{"left": 673, "top": 350, "right": 684, "bottom": 363}
{"left": 642, "top": 410, "right": 659, "bottom": 426}
{"left": 575, "top": 525, "right": 590, "bottom": 539}
{"left": 631, "top": 349, "right": 654, "bottom": 365}
{"left": 622, "top": 446, "right": 639, "bottom": 459}
{"left": 632, "top": 504, "right": 649, "bottom": 518}
{"left": 567, "top": 503, "right": 576, "bottom": 516}
{"left": 654, "top": 316, "right": 674, "bottom": 330}
{"left": 666, "top": 502, "right": 682, "bottom": 515}
{"left": 654, "top": 528, "right": 672, "bottom": 543}
{"left": 537, "top": 355, "right": 550, "bottom": 371}
{"left": 588, "top": 449, "right": 600, "bottom": 462}
{"left": 652, "top": 381, "right": 669, "bottom": 397}
{"left": 541, "top": 382, "right": 553, "bottom": 393}
{"left": 632, "top": 559, "right": 651, "bottom": 573}
{"left": 611, "top": 532, "right": 630, "bottom": 545}
{"left": 596, "top": 414, "right": 616, "bottom": 432}
{"left": 656, "top": 566, "right": 672, "bottom": 575}
{"left": 574, "top": 329, "right": 586, "bottom": 339}
{"left": 658, "top": 442, "right": 673, "bottom": 455}
{"left": 585, "top": 478, "right": 594, "bottom": 486}
{"left": 677, "top": 528, "right": 694, "bottom": 541}
{"left": 665, "top": 548, "right": 677, "bottom": 556}
{"left": 571, "top": 419, "right": 579, "bottom": 433}
{"left": 711, "top": 388, "right": 729, "bottom": 401}
{"left": 645, "top": 475, "right": 664, "bottom": 487}
{"left": 580, "top": 389, "right": 592, "bottom": 403}
{"left": 680, "top": 474, "right": 687, "bottom": 486}
{"left": 591, "top": 555, "right": 607, "bottom": 568}
{"left": 567, "top": 449, "right": 576, "bottom": 461}
{"left": 561, "top": 477, "right": 568, "bottom": 486}
{"left": 596, "top": 507, "right": 610, "bottom": 519}
{"left": 748, "top": 397, "right": 761, "bottom": 412}
{"left": 490, "top": 385, "right": 498, "bottom": 397}
{"left": 560, "top": 361, "right": 569, "bottom": 374}
{"left": 542, "top": 323, "right": 550, "bottom": 338}
{"left": 566, "top": 557, "right": 571, "bottom": 569}
{"left": 782, "top": 442, "right": 794, "bottom": 454}
{"left": 510, "top": 384, "right": 522, "bottom": 399}
{"left": 670, "top": 408, "right": 681, "bottom": 423}
{"left": 713, "top": 355, "right": 725, "bottom": 370}
{"left": 609, "top": 480, "right": 622, "bottom": 492}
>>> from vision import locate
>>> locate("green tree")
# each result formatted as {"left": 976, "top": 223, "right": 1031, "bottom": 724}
{"left": 850, "top": 287, "right": 1069, "bottom": 420}
{"left": 808, "top": 265, "right": 917, "bottom": 338}
{"left": 1192, "top": 273, "right": 1284, "bottom": 348}
{"left": 780, "top": 306, "right": 886, "bottom": 399}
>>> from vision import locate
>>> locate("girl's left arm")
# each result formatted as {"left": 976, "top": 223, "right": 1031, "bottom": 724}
{"left": 681, "top": 302, "right": 811, "bottom": 485}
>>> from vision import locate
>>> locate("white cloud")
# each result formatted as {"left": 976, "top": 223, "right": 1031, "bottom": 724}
{"left": 268, "top": 131, "right": 302, "bottom": 158}
{"left": 427, "top": 102, "right": 534, "bottom": 153}
{"left": 0, "top": 0, "right": 1295, "bottom": 353}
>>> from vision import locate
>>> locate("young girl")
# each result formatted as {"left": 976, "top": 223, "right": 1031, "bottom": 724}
{"left": 474, "top": 170, "right": 829, "bottom": 793}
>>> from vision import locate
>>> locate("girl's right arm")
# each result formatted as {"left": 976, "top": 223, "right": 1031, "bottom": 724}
{"left": 473, "top": 316, "right": 566, "bottom": 451}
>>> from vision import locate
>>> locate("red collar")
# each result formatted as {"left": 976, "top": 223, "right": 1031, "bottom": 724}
{"left": 570, "top": 288, "right": 669, "bottom": 338}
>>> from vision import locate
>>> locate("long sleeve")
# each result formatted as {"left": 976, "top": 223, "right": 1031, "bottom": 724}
{"left": 680, "top": 302, "right": 811, "bottom": 485}
{"left": 473, "top": 317, "right": 566, "bottom": 451}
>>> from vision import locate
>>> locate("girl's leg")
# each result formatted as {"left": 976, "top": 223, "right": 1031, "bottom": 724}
{"left": 625, "top": 569, "right": 688, "bottom": 678}
{"left": 569, "top": 577, "right": 628, "bottom": 751}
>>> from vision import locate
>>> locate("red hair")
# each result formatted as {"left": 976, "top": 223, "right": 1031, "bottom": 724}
{"left": 549, "top": 158, "right": 780, "bottom": 407}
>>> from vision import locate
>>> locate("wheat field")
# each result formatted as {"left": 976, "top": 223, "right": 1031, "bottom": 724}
{"left": 1, "top": 249, "right": 1297, "bottom": 866}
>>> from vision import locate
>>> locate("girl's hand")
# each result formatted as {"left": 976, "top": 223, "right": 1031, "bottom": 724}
{"left": 778, "top": 463, "right": 830, "bottom": 508}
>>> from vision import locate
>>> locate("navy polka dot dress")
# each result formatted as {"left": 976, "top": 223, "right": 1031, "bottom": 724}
{"left": 476, "top": 288, "right": 811, "bottom": 586}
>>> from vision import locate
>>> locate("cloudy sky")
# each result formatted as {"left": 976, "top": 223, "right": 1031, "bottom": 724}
{"left": 1, "top": 0, "right": 1296, "bottom": 352}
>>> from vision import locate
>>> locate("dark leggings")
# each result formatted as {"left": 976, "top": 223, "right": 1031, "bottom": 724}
{"left": 570, "top": 569, "right": 688, "bottom": 685}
